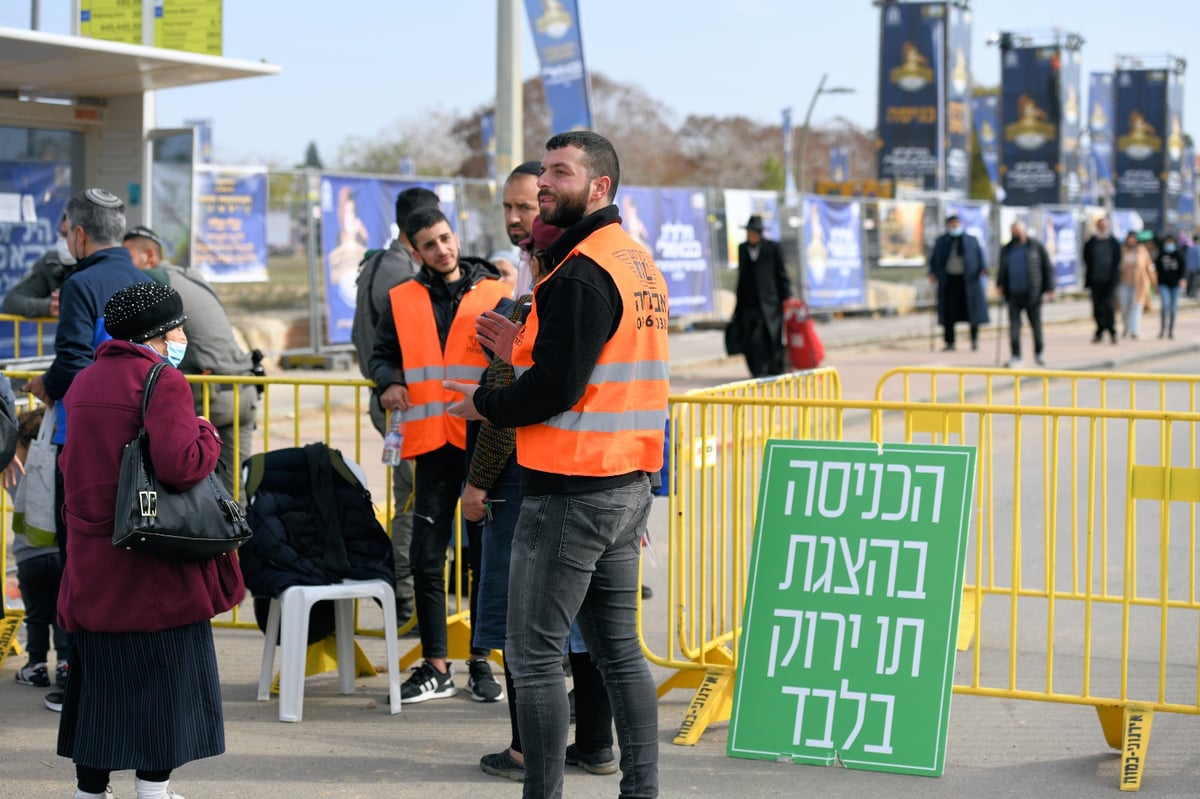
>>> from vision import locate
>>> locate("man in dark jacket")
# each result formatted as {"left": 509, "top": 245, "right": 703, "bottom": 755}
{"left": 2, "top": 213, "right": 74, "bottom": 318}
{"left": 1082, "top": 217, "right": 1121, "bottom": 344}
{"left": 997, "top": 220, "right": 1055, "bottom": 367}
{"left": 928, "top": 214, "right": 990, "bottom": 351}
{"left": 350, "top": 187, "right": 438, "bottom": 624}
{"left": 369, "top": 207, "right": 509, "bottom": 705}
{"left": 731, "top": 215, "right": 791, "bottom": 376}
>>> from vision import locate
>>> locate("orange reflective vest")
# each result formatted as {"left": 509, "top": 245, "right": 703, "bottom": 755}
{"left": 512, "top": 223, "right": 669, "bottom": 476}
{"left": 390, "top": 277, "right": 511, "bottom": 458}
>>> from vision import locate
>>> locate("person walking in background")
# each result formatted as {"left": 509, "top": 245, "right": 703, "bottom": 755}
{"left": 57, "top": 282, "right": 243, "bottom": 799}
{"left": 124, "top": 225, "right": 259, "bottom": 494}
{"left": 1154, "top": 233, "right": 1186, "bottom": 339}
{"left": 351, "top": 186, "right": 440, "bottom": 625}
{"left": 447, "top": 131, "right": 666, "bottom": 799}
{"left": 730, "top": 214, "right": 791, "bottom": 377}
{"left": 928, "top": 213, "right": 989, "bottom": 352}
{"left": 997, "top": 220, "right": 1054, "bottom": 368}
{"left": 1184, "top": 230, "right": 1200, "bottom": 298}
{"left": 1082, "top": 217, "right": 1121, "bottom": 344}
{"left": 1117, "top": 231, "right": 1156, "bottom": 339}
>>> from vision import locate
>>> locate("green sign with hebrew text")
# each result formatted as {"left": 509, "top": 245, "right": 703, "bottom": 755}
{"left": 728, "top": 440, "right": 976, "bottom": 777}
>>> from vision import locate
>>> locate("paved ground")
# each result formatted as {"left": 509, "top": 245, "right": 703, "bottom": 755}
{"left": 4, "top": 295, "right": 1200, "bottom": 798}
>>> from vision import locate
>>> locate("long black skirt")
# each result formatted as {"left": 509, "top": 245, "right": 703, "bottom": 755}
{"left": 58, "top": 620, "right": 226, "bottom": 771}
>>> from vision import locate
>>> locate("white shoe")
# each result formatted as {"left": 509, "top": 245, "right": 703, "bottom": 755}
{"left": 1035, "top": 355, "right": 1046, "bottom": 366}
{"left": 1006, "top": 357, "right": 1023, "bottom": 368}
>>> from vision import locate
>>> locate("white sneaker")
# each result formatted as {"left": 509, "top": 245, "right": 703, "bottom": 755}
{"left": 1006, "top": 357, "right": 1023, "bottom": 368}
{"left": 1035, "top": 354, "right": 1046, "bottom": 366}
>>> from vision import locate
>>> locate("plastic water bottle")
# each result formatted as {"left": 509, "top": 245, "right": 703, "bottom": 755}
{"left": 382, "top": 409, "right": 404, "bottom": 466}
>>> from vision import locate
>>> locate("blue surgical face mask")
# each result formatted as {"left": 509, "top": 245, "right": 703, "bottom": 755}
{"left": 1164, "top": 243, "right": 1177, "bottom": 253}
{"left": 165, "top": 339, "right": 187, "bottom": 368}
{"left": 949, "top": 228, "right": 964, "bottom": 237}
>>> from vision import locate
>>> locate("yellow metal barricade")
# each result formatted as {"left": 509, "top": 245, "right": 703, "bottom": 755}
{"left": 0, "top": 314, "right": 56, "bottom": 359}
{"left": 652, "top": 390, "right": 1200, "bottom": 791}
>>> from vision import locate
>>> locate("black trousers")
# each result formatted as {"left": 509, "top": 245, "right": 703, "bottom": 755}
{"left": 1006, "top": 294, "right": 1044, "bottom": 358}
{"left": 1090, "top": 282, "right": 1117, "bottom": 337}
{"left": 410, "top": 444, "right": 485, "bottom": 661}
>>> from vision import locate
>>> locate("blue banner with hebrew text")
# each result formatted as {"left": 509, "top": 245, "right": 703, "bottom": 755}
{"left": 802, "top": 197, "right": 865, "bottom": 308}
{"left": 524, "top": 0, "right": 592, "bottom": 133}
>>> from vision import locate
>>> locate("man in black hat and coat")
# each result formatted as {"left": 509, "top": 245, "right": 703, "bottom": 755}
{"left": 730, "top": 214, "right": 792, "bottom": 376}
{"left": 928, "top": 213, "right": 990, "bottom": 351}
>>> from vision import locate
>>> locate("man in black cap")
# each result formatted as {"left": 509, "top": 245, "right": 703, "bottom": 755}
{"left": 23, "top": 188, "right": 150, "bottom": 713}
{"left": 730, "top": 214, "right": 792, "bottom": 376}
{"left": 928, "top": 213, "right": 989, "bottom": 352}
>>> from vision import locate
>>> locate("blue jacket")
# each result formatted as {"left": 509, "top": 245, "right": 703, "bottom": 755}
{"left": 41, "top": 246, "right": 150, "bottom": 445}
{"left": 928, "top": 232, "right": 991, "bottom": 327}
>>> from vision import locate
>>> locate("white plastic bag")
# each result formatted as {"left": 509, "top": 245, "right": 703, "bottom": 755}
{"left": 12, "top": 407, "right": 57, "bottom": 548}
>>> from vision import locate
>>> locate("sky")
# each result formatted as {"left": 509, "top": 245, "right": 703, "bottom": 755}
{"left": 2, "top": 0, "right": 1197, "bottom": 170}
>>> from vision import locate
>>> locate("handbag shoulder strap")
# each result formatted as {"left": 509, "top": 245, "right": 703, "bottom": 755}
{"left": 139, "top": 361, "right": 169, "bottom": 434}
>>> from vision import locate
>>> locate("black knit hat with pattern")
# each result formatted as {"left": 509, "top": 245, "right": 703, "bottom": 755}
{"left": 104, "top": 282, "right": 187, "bottom": 343}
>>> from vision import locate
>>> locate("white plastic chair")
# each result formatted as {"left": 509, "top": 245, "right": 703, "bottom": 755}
{"left": 256, "top": 579, "right": 402, "bottom": 722}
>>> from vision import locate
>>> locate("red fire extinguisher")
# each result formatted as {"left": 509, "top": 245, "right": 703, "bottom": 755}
{"left": 784, "top": 298, "right": 825, "bottom": 370}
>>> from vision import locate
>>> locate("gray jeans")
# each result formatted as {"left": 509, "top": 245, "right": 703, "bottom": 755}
{"left": 506, "top": 477, "right": 658, "bottom": 799}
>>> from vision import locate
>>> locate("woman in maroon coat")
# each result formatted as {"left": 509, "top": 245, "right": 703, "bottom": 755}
{"left": 57, "top": 282, "right": 244, "bottom": 799}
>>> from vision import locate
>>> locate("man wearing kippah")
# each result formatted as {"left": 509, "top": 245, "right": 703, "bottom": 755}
{"left": 23, "top": 188, "right": 151, "bottom": 713}
{"left": 124, "top": 225, "right": 257, "bottom": 494}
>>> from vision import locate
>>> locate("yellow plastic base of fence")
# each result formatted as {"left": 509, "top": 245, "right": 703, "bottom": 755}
{"left": 670, "top": 667, "right": 734, "bottom": 746}
{"left": 268, "top": 634, "right": 377, "bottom": 695}
{"left": 1096, "top": 704, "right": 1154, "bottom": 791}
{"left": 0, "top": 609, "right": 24, "bottom": 669}
{"left": 957, "top": 589, "right": 980, "bottom": 651}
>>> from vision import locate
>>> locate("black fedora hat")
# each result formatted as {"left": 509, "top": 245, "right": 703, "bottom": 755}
{"left": 744, "top": 215, "right": 765, "bottom": 232}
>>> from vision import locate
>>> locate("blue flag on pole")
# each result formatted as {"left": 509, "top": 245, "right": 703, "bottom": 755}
{"left": 524, "top": 0, "right": 592, "bottom": 133}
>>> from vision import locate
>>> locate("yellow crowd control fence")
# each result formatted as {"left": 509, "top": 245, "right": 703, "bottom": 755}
{"left": 0, "top": 314, "right": 56, "bottom": 359}
{"left": 0, "top": 371, "right": 479, "bottom": 676}
{"left": 649, "top": 387, "right": 1200, "bottom": 791}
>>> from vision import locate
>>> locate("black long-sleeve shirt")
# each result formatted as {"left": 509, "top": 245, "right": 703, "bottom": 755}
{"left": 473, "top": 205, "right": 642, "bottom": 496}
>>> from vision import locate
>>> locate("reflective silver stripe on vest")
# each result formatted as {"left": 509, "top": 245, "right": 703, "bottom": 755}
{"left": 588, "top": 360, "right": 670, "bottom": 384}
{"left": 403, "top": 402, "right": 447, "bottom": 422}
{"left": 404, "top": 365, "right": 446, "bottom": 384}
{"left": 542, "top": 408, "right": 667, "bottom": 434}
{"left": 512, "top": 359, "right": 667, "bottom": 384}
{"left": 446, "top": 364, "right": 485, "bottom": 380}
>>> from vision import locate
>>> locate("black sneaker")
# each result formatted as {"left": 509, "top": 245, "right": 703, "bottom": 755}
{"left": 14, "top": 661, "right": 50, "bottom": 687}
{"left": 44, "top": 689, "right": 65, "bottom": 713}
{"left": 480, "top": 749, "right": 525, "bottom": 782}
{"left": 565, "top": 743, "right": 617, "bottom": 775}
{"left": 466, "top": 658, "right": 504, "bottom": 702}
{"left": 55, "top": 662, "right": 69, "bottom": 688}
{"left": 400, "top": 661, "right": 457, "bottom": 704}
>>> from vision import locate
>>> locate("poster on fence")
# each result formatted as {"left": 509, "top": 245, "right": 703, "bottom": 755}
{"left": 320, "top": 176, "right": 457, "bottom": 346}
{"left": 617, "top": 186, "right": 713, "bottom": 316}
{"left": 728, "top": 440, "right": 977, "bottom": 777}
{"left": 724, "top": 190, "right": 781, "bottom": 269}
{"left": 801, "top": 197, "right": 865, "bottom": 308}
{"left": 876, "top": 200, "right": 926, "bottom": 267}
{"left": 193, "top": 166, "right": 268, "bottom": 283}
{"left": 1043, "top": 209, "right": 1080, "bottom": 289}
{"left": 0, "top": 161, "right": 68, "bottom": 358}
{"left": 944, "top": 201, "right": 991, "bottom": 259}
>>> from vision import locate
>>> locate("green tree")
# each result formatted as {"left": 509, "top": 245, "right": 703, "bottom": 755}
{"left": 300, "top": 141, "right": 324, "bottom": 170}
{"left": 760, "top": 156, "right": 785, "bottom": 191}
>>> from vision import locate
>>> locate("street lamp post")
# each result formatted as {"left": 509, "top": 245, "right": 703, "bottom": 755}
{"left": 796, "top": 74, "right": 856, "bottom": 195}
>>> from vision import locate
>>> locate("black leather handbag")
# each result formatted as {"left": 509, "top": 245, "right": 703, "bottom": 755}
{"left": 112, "top": 362, "right": 252, "bottom": 560}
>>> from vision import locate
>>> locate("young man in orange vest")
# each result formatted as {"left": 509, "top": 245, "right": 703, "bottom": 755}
{"left": 447, "top": 131, "right": 668, "bottom": 799}
{"left": 368, "top": 207, "right": 511, "bottom": 704}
